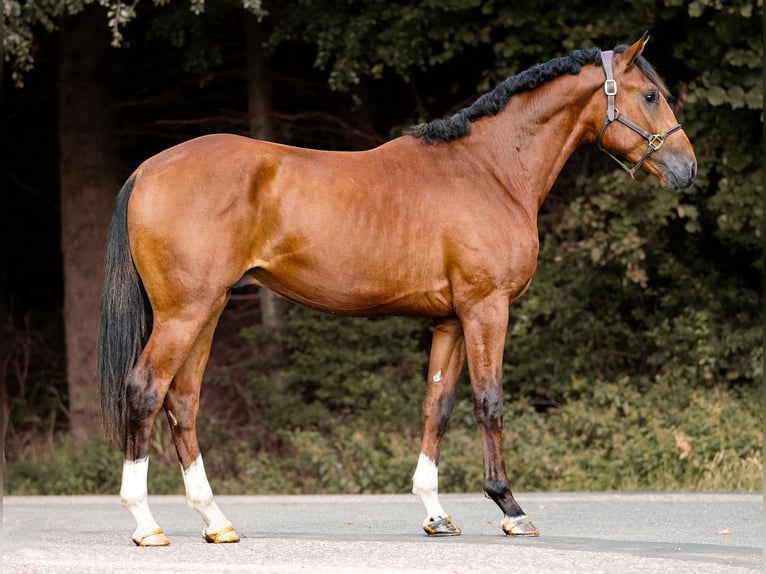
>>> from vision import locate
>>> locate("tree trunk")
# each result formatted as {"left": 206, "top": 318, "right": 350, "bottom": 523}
{"left": 58, "top": 7, "right": 122, "bottom": 443}
{"left": 245, "top": 16, "right": 284, "bottom": 335}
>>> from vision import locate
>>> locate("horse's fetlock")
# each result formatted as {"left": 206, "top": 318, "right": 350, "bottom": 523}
{"left": 484, "top": 478, "right": 510, "bottom": 502}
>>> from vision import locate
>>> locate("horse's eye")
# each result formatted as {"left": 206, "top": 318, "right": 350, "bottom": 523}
{"left": 644, "top": 91, "right": 658, "bottom": 105}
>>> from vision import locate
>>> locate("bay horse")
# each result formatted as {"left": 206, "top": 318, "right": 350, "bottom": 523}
{"left": 99, "top": 33, "right": 696, "bottom": 546}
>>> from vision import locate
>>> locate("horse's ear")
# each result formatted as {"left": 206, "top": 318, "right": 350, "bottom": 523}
{"left": 623, "top": 31, "right": 650, "bottom": 70}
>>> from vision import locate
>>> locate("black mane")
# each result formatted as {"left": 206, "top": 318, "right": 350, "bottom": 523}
{"left": 408, "top": 45, "right": 667, "bottom": 144}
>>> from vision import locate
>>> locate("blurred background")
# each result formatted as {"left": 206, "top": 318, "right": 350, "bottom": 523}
{"left": 1, "top": 0, "right": 762, "bottom": 496}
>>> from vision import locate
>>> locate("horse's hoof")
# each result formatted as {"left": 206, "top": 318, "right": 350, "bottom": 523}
{"left": 501, "top": 515, "right": 540, "bottom": 537}
{"left": 132, "top": 528, "right": 170, "bottom": 546}
{"left": 204, "top": 525, "right": 241, "bottom": 543}
{"left": 423, "top": 516, "right": 462, "bottom": 536}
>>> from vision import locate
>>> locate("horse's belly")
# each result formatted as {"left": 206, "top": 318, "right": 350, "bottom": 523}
{"left": 245, "top": 264, "right": 454, "bottom": 318}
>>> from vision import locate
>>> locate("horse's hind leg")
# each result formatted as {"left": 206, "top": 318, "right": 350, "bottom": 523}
{"left": 163, "top": 298, "right": 240, "bottom": 543}
{"left": 413, "top": 318, "right": 466, "bottom": 536}
{"left": 120, "top": 295, "right": 232, "bottom": 546}
{"left": 120, "top": 318, "right": 206, "bottom": 546}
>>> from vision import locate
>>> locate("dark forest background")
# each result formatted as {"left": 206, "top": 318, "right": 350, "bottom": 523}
{"left": 2, "top": 0, "right": 762, "bottom": 495}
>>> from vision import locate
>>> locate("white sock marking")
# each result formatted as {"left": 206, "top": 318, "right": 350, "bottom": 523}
{"left": 412, "top": 453, "right": 448, "bottom": 523}
{"left": 120, "top": 457, "right": 161, "bottom": 540}
{"left": 182, "top": 455, "right": 233, "bottom": 534}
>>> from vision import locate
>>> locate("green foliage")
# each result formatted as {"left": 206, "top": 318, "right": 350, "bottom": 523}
{"left": 1, "top": 316, "right": 68, "bottom": 452}
{"left": 278, "top": 307, "right": 427, "bottom": 426}
{"left": 2, "top": 0, "right": 267, "bottom": 86}
{"left": 506, "top": 380, "right": 762, "bottom": 492}
{"left": 505, "top": 168, "right": 761, "bottom": 406}
{"left": 682, "top": 0, "right": 762, "bottom": 113}
{"left": 267, "top": 0, "right": 496, "bottom": 91}
{"left": 6, "top": 439, "right": 116, "bottom": 494}
{"left": 216, "top": 424, "right": 420, "bottom": 494}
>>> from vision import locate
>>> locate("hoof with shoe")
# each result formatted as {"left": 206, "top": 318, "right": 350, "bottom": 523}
{"left": 423, "top": 516, "right": 462, "bottom": 536}
{"left": 132, "top": 528, "right": 171, "bottom": 547}
{"left": 203, "top": 525, "right": 241, "bottom": 543}
{"left": 501, "top": 515, "right": 540, "bottom": 537}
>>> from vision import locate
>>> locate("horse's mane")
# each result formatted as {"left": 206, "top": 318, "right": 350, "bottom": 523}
{"left": 408, "top": 45, "right": 668, "bottom": 144}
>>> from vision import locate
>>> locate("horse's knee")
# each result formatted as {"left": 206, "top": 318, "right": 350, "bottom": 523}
{"left": 472, "top": 386, "right": 504, "bottom": 428}
{"left": 424, "top": 392, "right": 455, "bottom": 435}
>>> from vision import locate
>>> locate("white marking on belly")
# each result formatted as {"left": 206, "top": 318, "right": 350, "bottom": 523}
{"left": 432, "top": 370, "right": 443, "bottom": 383}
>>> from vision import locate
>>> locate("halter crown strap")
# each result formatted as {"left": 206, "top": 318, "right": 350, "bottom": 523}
{"left": 597, "top": 50, "right": 683, "bottom": 178}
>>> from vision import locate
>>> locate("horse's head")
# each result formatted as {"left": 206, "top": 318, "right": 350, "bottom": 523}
{"left": 595, "top": 33, "right": 697, "bottom": 191}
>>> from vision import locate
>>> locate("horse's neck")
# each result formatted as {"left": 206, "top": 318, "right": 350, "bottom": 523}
{"left": 472, "top": 68, "right": 602, "bottom": 209}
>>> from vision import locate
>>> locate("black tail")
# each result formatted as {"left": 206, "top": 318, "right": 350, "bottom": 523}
{"left": 98, "top": 175, "right": 151, "bottom": 448}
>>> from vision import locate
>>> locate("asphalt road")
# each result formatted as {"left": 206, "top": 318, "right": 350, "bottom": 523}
{"left": 2, "top": 492, "right": 763, "bottom": 573}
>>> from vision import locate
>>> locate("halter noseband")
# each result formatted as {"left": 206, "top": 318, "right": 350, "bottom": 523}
{"left": 597, "top": 50, "right": 683, "bottom": 178}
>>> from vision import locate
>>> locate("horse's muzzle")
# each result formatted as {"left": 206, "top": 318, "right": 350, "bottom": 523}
{"left": 662, "top": 155, "right": 697, "bottom": 191}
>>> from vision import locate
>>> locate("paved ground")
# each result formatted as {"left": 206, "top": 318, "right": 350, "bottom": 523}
{"left": 2, "top": 492, "right": 763, "bottom": 573}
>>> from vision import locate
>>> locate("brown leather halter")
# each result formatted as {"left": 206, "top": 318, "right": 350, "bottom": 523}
{"left": 597, "top": 50, "right": 683, "bottom": 178}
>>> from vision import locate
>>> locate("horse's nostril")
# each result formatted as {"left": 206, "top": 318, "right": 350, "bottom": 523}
{"left": 689, "top": 161, "right": 697, "bottom": 180}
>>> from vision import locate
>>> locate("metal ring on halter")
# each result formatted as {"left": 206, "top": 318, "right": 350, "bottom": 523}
{"left": 597, "top": 50, "right": 683, "bottom": 178}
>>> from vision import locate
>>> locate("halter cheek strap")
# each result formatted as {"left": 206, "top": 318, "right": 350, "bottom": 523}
{"left": 597, "top": 50, "right": 683, "bottom": 178}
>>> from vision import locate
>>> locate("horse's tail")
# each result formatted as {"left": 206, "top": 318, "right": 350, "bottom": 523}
{"left": 98, "top": 174, "right": 151, "bottom": 449}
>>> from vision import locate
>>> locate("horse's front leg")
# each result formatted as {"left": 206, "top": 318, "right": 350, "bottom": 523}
{"left": 413, "top": 318, "right": 466, "bottom": 536}
{"left": 461, "top": 299, "right": 540, "bottom": 537}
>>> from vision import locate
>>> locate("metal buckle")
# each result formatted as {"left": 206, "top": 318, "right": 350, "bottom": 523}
{"left": 604, "top": 79, "right": 617, "bottom": 96}
{"left": 648, "top": 134, "right": 665, "bottom": 151}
